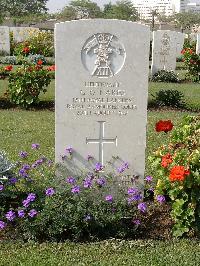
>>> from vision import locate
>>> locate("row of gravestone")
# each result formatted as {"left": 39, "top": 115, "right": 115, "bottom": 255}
{"left": 0, "top": 25, "right": 200, "bottom": 74}
{"left": 0, "top": 26, "right": 41, "bottom": 55}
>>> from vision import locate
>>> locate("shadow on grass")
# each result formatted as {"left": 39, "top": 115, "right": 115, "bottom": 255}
{"left": 0, "top": 99, "right": 55, "bottom": 111}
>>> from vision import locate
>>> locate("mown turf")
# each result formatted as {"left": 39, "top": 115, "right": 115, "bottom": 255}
{"left": 0, "top": 109, "right": 196, "bottom": 176}
{"left": 0, "top": 239, "right": 200, "bottom": 266}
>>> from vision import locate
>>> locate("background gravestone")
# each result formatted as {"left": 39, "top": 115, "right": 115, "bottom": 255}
{"left": 10, "top": 27, "right": 39, "bottom": 43}
{"left": 0, "top": 26, "right": 10, "bottom": 55}
{"left": 196, "top": 34, "right": 200, "bottom": 55}
{"left": 151, "top": 30, "right": 177, "bottom": 75}
{"left": 175, "top": 32, "right": 185, "bottom": 57}
{"left": 55, "top": 20, "right": 150, "bottom": 188}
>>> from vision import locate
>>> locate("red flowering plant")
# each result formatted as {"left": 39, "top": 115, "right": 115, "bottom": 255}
{"left": 7, "top": 61, "right": 53, "bottom": 108}
{"left": 181, "top": 47, "right": 200, "bottom": 82}
{"left": 0, "top": 65, "right": 13, "bottom": 80}
{"left": 149, "top": 115, "right": 200, "bottom": 237}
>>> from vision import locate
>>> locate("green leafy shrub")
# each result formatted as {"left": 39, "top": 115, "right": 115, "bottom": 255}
{"left": 152, "top": 89, "right": 185, "bottom": 108}
{"left": 149, "top": 115, "right": 200, "bottom": 237}
{"left": 151, "top": 70, "right": 180, "bottom": 83}
{"left": 27, "top": 54, "right": 47, "bottom": 65}
{"left": 0, "top": 56, "right": 17, "bottom": 65}
{"left": 7, "top": 63, "right": 53, "bottom": 108}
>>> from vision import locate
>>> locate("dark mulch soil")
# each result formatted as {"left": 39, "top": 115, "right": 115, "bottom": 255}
{"left": 136, "top": 203, "right": 173, "bottom": 240}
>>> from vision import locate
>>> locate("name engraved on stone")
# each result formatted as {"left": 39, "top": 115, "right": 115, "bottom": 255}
{"left": 81, "top": 33, "right": 126, "bottom": 78}
{"left": 86, "top": 121, "right": 117, "bottom": 165}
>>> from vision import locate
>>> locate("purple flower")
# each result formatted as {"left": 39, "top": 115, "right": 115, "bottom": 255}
{"left": 0, "top": 185, "right": 4, "bottom": 191}
{"left": 117, "top": 162, "right": 129, "bottom": 173}
{"left": 9, "top": 177, "right": 18, "bottom": 184}
{"left": 145, "top": 176, "right": 153, "bottom": 182}
{"left": 66, "top": 146, "right": 73, "bottom": 155}
{"left": 132, "top": 219, "right": 141, "bottom": 225}
{"left": 18, "top": 210, "right": 25, "bottom": 218}
{"left": 32, "top": 143, "right": 40, "bottom": 149}
{"left": 83, "top": 178, "right": 92, "bottom": 188}
{"left": 127, "top": 187, "right": 138, "bottom": 195}
{"left": 31, "top": 162, "right": 38, "bottom": 168}
{"left": 22, "top": 164, "right": 31, "bottom": 171}
{"left": 0, "top": 221, "right": 6, "bottom": 230}
{"left": 66, "top": 176, "right": 76, "bottom": 184}
{"left": 105, "top": 195, "right": 113, "bottom": 202}
{"left": 96, "top": 177, "right": 106, "bottom": 187}
{"left": 148, "top": 187, "right": 154, "bottom": 192}
{"left": 95, "top": 162, "right": 103, "bottom": 172}
{"left": 84, "top": 215, "right": 91, "bottom": 221}
{"left": 19, "top": 168, "right": 29, "bottom": 178}
{"left": 45, "top": 188, "right": 55, "bottom": 196}
{"left": 5, "top": 210, "right": 16, "bottom": 221}
{"left": 124, "top": 162, "right": 129, "bottom": 169}
{"left": 47, "top": 160, "right": 53, "bottom": 167}
{"left": 138, "top": 202, "right": 147, "bottom": 213}
{"left": 19, "top": 151, "right": 28, "bottom": 158}
{"left": 0, "top": 220, "right": 6, "bottom": 229}
{"left": 28, "top": 209, "right": 38, "bottom": 218}
{"left": 128, "top": 194, "right": 142, "bottom": 204}
{"left": 22, "top": 199, "right": 30, "bottom": 208}
{"left": 27, "top": 193, "right": 36, "bottom": 202}
{"left": 156, "top": 195, "right": 166, "bottom": 203}
{"left": 87, "top": 155, "right": 94, "bottom": 161}
{"left": 117, "top": 166, "right": 125, "bottom": 173}
{"left": 71, "top": 185, "right": 80, "bottom": 194}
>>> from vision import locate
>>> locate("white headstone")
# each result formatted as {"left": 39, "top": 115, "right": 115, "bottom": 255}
{"left": 151, "top": 30, "right": 177, "bottom": 75}
{"left": 10, "top": 27, "right": 39, "bottom": 43}
{"left": 190, "top": 33, "right": 197, "bottom": 43}
{"left": 0, "top": 26, "right": 10, "bottom": 55}
{"left": 175, "top": 32, "right": 185, "bottom": 57}
{"left": 55, "top": 20, "right": 150, "bottom": 188}
{"left": 196, "top": 34, "right": 200, "bottom": 55}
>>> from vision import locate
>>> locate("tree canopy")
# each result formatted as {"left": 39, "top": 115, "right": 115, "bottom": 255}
{"left": 0, "top": 0, "right": 48, "bottom": 17}
{"left": 57, "top": 0, "right": 138, "bottom": 21}
{"left": 171, "top": 12, "right": 200, "bottom": 30}
{"left": 104, "top": 0, "right": 139, "bottom": 21}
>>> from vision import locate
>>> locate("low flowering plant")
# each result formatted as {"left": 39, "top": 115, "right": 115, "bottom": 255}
{"left": 149, "top": 115, "right": 200, "bottom": 237}
{"left": 181, "top": 47, "right": 200, "bottom": 82}
{"left": 0, "top": 144, "right": 151, "bottom": 241}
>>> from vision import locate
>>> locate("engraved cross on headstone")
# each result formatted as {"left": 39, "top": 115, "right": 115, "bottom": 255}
{"left": 86, "top": 121, "right": 117, "bottom": 165}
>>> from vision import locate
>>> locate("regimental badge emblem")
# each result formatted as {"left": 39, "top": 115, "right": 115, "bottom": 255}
{"left": 81, "top": 33, "right": 126, "bottom": 78}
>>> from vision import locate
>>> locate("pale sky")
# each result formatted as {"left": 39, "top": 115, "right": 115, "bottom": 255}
{"left": 47, "top": 0, "right": 117, "bottom": 13}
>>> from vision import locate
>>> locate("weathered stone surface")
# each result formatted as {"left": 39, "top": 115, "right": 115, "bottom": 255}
{"left": 0, "top": 26, "right": 10, "bottom": 55}
{"left": 55, "top": 19, "right": 150, "bottom": 187}
{"left": 151, "top": 30, "right": 177, "bottom": 75}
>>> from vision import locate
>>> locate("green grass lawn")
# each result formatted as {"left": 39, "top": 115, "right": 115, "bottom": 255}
{"left": 0, "top": 239, "right": 200, "bottom": 266}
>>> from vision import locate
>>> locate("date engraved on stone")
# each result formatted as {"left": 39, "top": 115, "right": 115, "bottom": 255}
{"left": 81, "top": 33, "right": 126, "bottom": 78}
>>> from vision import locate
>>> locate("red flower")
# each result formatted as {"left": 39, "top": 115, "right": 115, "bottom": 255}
{"left": 155, "top": 120, "right": 173, "bottom": 133}
{"left": 181, "top": 49, "right": 186, "bottom": 54}
{"left": 161, "top": 153, "right": 173, "bottom": 168}
{"left": 35, "top": 65, "right": 42, "bottom": 71}
{"left": 47, "top": 65, "right": 55, "bottom": 71}
{"left": 22, "top": 47, "right": 30, "bottom": 54}
{"left": 169, "top": 166, "right": 190, "bottom": 182}
{"left": 4, "top": 65, "right": 13, "bottom": 71}
{"left": 37, "top": 59, "right": 43, "bottom": 65}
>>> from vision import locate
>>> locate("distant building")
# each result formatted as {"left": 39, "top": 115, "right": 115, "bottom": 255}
{"left": 133, "top": 0, "right": 200, "bottom": 20}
